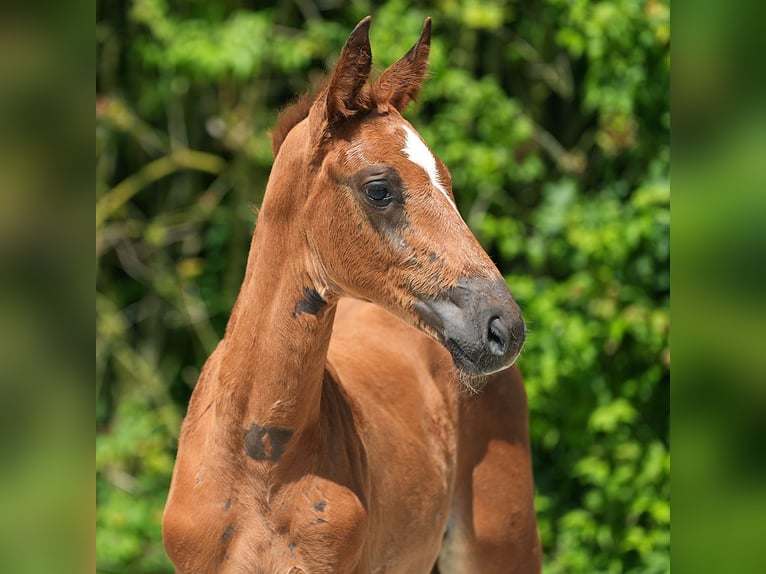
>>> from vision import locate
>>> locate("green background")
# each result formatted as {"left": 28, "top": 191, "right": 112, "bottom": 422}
{"left": 96, "top": 1, "right": 669, "bottom": 572}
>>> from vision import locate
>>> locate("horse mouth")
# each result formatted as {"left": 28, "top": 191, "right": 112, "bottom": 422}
{"left": 412, "top": 277, "right": 525, "bottom": 377}
{"left": 444, "top": 338, "right": 481, "bottom": 375}
{"left": 413, "top": 302, "right": 519, "bottom": 377}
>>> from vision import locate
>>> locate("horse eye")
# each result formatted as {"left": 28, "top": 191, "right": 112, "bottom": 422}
{"left": 364, "top": 181, "right": 393, "bottom": 206}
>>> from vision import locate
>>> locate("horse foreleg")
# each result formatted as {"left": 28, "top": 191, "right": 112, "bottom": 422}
{"left": 438, "top": 367, "right": 541, "bottom": 574}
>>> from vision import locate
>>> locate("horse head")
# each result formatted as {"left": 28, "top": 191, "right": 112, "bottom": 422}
{"left": 266, "top": 17, "right": 525, "bottom": 378}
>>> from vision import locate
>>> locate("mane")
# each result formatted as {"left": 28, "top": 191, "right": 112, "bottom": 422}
{"left": 270, "top": 85, "right": 319, "bottom": 158}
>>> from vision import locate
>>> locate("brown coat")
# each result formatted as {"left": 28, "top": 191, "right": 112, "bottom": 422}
{"left": 163, "top": 17, "right": 541, "bottom": 573}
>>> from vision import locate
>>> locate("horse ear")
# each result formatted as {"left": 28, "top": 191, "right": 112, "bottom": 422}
{"left": 373, "top": 18, "right": 431, "bottom": 112}
{"left": 323, "top": 16, "right": 373, "bottom": 125}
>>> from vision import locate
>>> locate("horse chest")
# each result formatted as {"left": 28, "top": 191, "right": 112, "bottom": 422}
{"left": 222, "top": 475, "right": 369, "bottom": 573}
{"left": 166, "top": 466, "right": 369, "bottom": 573}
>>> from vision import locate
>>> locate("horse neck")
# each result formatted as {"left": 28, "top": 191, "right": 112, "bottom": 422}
{"left": 216, "top": 167, "right": 334, "bottom": 438}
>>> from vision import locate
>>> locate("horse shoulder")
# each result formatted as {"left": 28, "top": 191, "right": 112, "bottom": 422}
{"left": 327, "top": 299, "right": 459, "bottom": 570}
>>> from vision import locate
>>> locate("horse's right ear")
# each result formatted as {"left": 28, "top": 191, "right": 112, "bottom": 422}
{"left": 320, "top": 16, "right": 373, "bottom": 126}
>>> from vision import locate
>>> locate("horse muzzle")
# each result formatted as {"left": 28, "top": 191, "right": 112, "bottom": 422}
{"left": 414, "top": 276, "right": 525, "bottom": 376}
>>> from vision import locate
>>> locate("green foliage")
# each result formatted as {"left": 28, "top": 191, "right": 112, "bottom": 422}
{"left": 96, "top": 1, "right": 669, "bottom": 572}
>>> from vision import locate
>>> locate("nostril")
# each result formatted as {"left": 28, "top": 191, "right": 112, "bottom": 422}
{"left": 487, "top": 316, "right": 508, "bottom": 357}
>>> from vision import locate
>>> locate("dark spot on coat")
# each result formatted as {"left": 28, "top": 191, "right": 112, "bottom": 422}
{"left": 428, "top": 251, "right": 440, "bottom": 264}
{"left": 288, "top": 541, "right": 296, "bottom": 559}
{"left": 243, "top": 423, "right": 294, "bottom": 462}
{"left": 315, "top": 518, "right": 327, "bottom": 524}
{"left": 222, "top": 525, "right": 234, "bottom": 543}
{"left": 404, "top": 251, "right": 423, "bottom": 270}
{"left": 294, "top": 287, "right": 326, "bottom": 316}
{"left": 313, "top": 500, "right": 326, "bottom": 512}
{"left": 224, "top": 498, "right": 232, "bottom": 511}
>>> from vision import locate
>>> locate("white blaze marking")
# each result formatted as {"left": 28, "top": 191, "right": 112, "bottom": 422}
{"left": 401, "top": 125, "right": 459, "bottom": 214}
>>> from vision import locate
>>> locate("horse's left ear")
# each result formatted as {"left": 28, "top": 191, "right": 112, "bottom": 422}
{"left": 373, "top": 18, "right": 432, "bottom": 112}
{"left": 323, "top": 16, "right": 373, "bottom": 125}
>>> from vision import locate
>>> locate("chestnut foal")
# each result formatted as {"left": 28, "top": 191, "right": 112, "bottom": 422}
{"left": 162, "top": 17, "right": 540, "bottom": 574}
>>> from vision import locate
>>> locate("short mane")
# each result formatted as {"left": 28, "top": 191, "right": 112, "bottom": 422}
{"left": 270, "top": 88, "right": 316, "bottom": 158}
